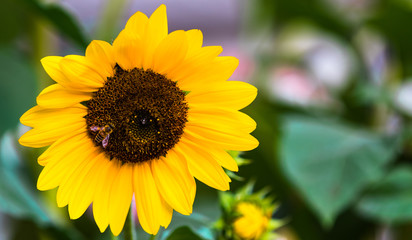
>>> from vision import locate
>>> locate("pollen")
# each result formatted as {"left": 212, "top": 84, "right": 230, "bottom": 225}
{"left": 85, "top": 64, "right": 188, "bottom": 163}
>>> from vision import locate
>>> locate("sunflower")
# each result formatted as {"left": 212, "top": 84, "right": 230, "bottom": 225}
{"left": 19, "top": 4, "right": 258, "bottom": 236}
{"left": 233, "top": 202, "right": 271, "bottom": 240}
{"left": 217, "top": 183, "right": 282, "bottom": 240}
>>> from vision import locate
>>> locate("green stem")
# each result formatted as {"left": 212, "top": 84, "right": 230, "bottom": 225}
{"left": 30, "top": 18, "right": 55, "bottom": 92}
{"left": 95, "top": 0, "right": 129, "bottom": 42}
{"left": 123, "top": 208, "right": 135, "bottom": 240}
{"left": 148, "top": 235, "right": 155, "bottom": 240}
{"left": 111, "top": 233, "right": 118, "bottom": 240}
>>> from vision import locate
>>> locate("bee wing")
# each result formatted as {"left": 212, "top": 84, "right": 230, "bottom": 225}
{"left": 102, "top": 134, "right": 110, "bottom": 148}
{"left": 90, "top": 126, "right": 100, "bottom": 132}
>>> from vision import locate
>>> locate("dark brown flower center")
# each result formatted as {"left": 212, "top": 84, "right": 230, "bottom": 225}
{"left": 84, "top": 65, "right": 188, "bottom": 163}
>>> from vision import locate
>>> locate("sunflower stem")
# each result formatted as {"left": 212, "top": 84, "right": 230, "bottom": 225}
{"left": 96, "top": 0, "right": 129, "bottom": 42}
{"left": 148, "top": 235, "right": 156, "bottom": 240}
{"left": 111, "top": 233, "right": 118, "bottom": 240}
{"left": 123, "top": 207, "right": 136, "bottom": 240}
{"left": 30, "top": 18, "right": 55, "bottom": 92}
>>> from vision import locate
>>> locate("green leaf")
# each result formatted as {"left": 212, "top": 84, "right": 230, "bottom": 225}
{"left": 0, "top": 132, "right": 50, "bottom": 225}
{"left": 0, "top": 47, "right": 37, "bottom": 137}
{"left": 166, "top": 226, "right": 205, "bottom": 240}
{"left": 279, "top": 116, "right": 396, "bottom": 227}
{"left": 0, "top": 0, "right": 26, "bottom": 44}
{"left": 253, "top": 0, "right": 352, "bottom": 41}
{"left": 21, "top": 0, "right": 88, "bottom": 48}
{"left": 0, "top": 132, "right": 87, "bottom": 239}
{"left": 159, "top": 212, "right": 214, "bottom": 240}
{"left": 225, "top": 171, "right": 244, "bottom": 181}
{"left": 219, "top": 192, "right": 235, "bottom": 213}
{"left": 357, "top": 165, "right": 412, "bottom": 223}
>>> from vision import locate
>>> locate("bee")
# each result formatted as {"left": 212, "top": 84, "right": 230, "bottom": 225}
{"left": 90, "top": 123, "right": 115, "bottom": 148}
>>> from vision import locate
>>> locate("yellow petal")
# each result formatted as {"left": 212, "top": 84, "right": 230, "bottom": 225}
{"left": 60, "top": 55, "right": 105, "bottom": 90}
{"left": 168, "top": 45, "right": 222, "bottom": 83}
{"left": 184, "top": 125, "right": 259, "bottom": 151}
{"left": 209, "top": 148, "right": 238, "bottom": 172}
{"left": 85, "top": 40, "right": 115, "bottom": 78}
{"left": 188, "top": 107, "right": 256, "bottom": 133}
{"left": 68, "top": 153, "right": 109, "bottom": 220}
{"left": 174, "top": 140, "right": 230, "bottom": 191}
{"left": 186, "top": 81, "right": 257, "bottom": 110}
{"left": 185, "top": 29, "right": 203, "bottom": 56}
{"left": 93, "top": 160, "right": 120, "bottom": 233}
{"left": 19, "top": 104, "right": 86, "bottom": 148}
{"left": 177, "top": 56, "right": 238, "bottom": 90}
{"left": 36, "top": 133, "right": 91, "bottom": 190}
{"left": 151, "top": 150, "right": 196, "bottom": 215}
{"left": 142, "top": 4, "right": 168, "bottom": 69}
{"left": 19, "top": 121, "right": 85, "bottom": 148}
{"left": 158, "top": 198, "right": 173, "bottom": 228}
{"left": 36, "top": 84, "right": 92, "bottom": 108}
{"left": 20, "top": 105, "right": 86, "bottom": 127}
{"left": 134, "top": 162, "right": 173, "bottom": 235}
{"left": 42, "top": 55, "right": 109, "bottom": 91}
{"left": 109, "top": 163, "right": 133, "bottom": 236}
{"left": 56, "top": 144, "right": 100, "bottom": 207}
{"left": 185, "top": 123, "right": 256, "bottom": 152}
{"left": 152, "top": 30, "right": 188, "bottom": 75}
{"left": 124, "top": 11, "right": 149, "bottom": 38}
{"left": 41, "top": 56, "right": 75, "bottom": 89}
{"left": 113, "top": 30, "right": 143, "bottom": 70}
{"left": 37, "top": 131, "right": 85, "bottom": 166}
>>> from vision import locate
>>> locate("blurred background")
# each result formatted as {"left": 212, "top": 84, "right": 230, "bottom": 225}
{"left": 3, "top": 0, "right": 412, "bottom": 239}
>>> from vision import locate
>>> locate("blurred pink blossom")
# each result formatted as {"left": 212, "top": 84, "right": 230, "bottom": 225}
{"left": 277, "top": 26, "right": 353, "bottom": 92}
{"left": 225, "top": 47, "right": 255, "bottom": 83}
{"left": 268, "top": 66, "right": 334, "bottom": 107}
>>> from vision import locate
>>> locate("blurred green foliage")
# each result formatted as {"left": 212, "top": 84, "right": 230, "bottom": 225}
{"left": 0, "top": 0, "right": 96, "bottom": 239}
{"left": 0, "top": 48, "right": 37, "bottom": 137}
{"left": 165, "top": 226, "right": 205, "bottom": 240}
{"left": 0, "top": 0, "right": 88, "bottom": 137}
{"left": 280, "top": 117, "right": 398, "bottom": 226}
{"left": 0, "top": 0, "right": 88, "bottom": 47}
{"left": 23, "top": 0, "right": 89, "bottom": 48}
{"left": 242, "top": 0, "right": 412, "bottom": 239}
{"left": 357, "top": 165, "right": 412, "bottom": 223}
{"left": 0, "top": 133, "right": 50, "bottom": 225}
